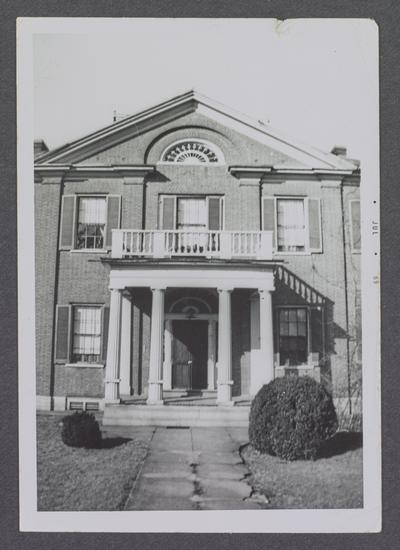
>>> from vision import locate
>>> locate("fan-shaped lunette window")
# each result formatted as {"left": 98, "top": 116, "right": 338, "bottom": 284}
{"left": 162, "top": 140, "right": 222, "bottom": 164}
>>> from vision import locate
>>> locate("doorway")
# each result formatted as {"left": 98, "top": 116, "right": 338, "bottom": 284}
{"left": 171, "top": 320, "right": 208, "bottom": 390}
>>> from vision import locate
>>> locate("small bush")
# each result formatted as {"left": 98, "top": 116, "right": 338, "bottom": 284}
{"left": 249, "top": 376, "right": 338, "bottom": 460}
{"left": 61, "top": 411, "right": 102, "bottom": 449}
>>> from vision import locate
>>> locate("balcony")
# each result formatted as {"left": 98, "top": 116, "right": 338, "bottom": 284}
{"left": 111, "top": 230, "right": 273, "bottom": 261}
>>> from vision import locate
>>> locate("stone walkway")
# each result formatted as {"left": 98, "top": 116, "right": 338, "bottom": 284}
{"left": 119, "top": 426, "right": 263, "bottom": 510}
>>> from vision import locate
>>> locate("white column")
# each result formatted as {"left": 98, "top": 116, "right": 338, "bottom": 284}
{"left": 250, "top": 293, "right": 261, "bottom": 396}
{"left": 119, "top": 292, "right": 132, "bottom": 396}
{"left": 147, "top": 288, "right": 165, "bottom": 404}
{"left": 163, "top": 319, "right": 173, "bottom": 390}
{"left": 105, "top": 288, "right": 122, "bottom": 403}
{"left": 207, "top": 319, "right": 217, "bottom": 390}
{"left": 259, "top": 289, "right": 275, "bottom": 385}
{"left": 217, "top": 289, "right": 234, "bottom": 405}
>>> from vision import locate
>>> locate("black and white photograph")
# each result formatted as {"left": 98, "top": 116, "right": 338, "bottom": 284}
{"left": 17, "top": 17, "right": 380, "bottom": 532}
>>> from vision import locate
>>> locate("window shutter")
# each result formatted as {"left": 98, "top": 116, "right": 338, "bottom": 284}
{"left": 105, "top": 195, "right": 121, "bottom": 248}
{"left": 161, "top": 196, "right": 175, "bottom": 229}
{"left": 263, "top": 197, "right": 276, "bottom": 248}
{"left": 59, "top": 195, "right": 76, "bottom": 250}
{"left": 208, "top": 197, "right": 222, "bottom": 230}
{"left": 350, "top": 200, "right": 361, "bottom": 251}
{"left": 308, "top": 198, "right": 322, "bottom": 253}
{"left": 310, "top": 307, "right": 324, "bottom": 364}
{"left": 101, "top": 306, "right": 110, "bottom": 362}
{"left": 55, "top": 305, "right": 71, "bottom": 363}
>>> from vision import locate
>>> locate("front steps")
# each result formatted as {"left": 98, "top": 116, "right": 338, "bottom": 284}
{"left": 102, "top": 403, "right": 250, "bottom": 427}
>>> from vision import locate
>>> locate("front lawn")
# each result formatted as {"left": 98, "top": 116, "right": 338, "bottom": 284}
{"left": 242, "top": 432, "right": 363, "bottom": 509}
{"left": 37, "top": 414, "right": 152, "bottom": 511}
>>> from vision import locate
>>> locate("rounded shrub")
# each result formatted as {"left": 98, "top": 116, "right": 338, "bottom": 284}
{"left": 61, "top": 411, "right": 102, "bottom": 449}
{"left": 249, "top": 376, "right": 338, "bottom": 460}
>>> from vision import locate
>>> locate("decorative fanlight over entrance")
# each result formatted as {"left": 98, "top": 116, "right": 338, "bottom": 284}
{"left": 162, "top": 140, "right": 222, "bottom": 164}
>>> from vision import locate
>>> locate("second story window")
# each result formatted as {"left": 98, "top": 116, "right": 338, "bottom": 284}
{"left": 59, "top": 194, "right": 121, "bottom": 252}
{"left": 76, "top": 197, "right": 106, "bottom": 250}
{"left": 277, "top": 198, "right": 306, "bottom": 252}
{"left": 177, "top": 198, "right": 207, "bottom": 230}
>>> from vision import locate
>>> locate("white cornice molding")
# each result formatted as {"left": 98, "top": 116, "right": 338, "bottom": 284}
{"left": 35, "top": 90, "right": 359, "bottom": 172}
{"left": 34, "top": 164, "right": 156, "bottom": 179}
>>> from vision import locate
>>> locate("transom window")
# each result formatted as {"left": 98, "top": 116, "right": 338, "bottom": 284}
{"left": 76, "top": 197, "right": 106, "bottom": 250}
{"left": 72, "top": 306, "right": 102, "bottom": 364}
{"left": 277, "top": 198, "right": 306, "bottom": 252}
{"left": 278, "top": 308, "right": 308, "bottom": 366}
{"left": 162, "top": 140, "right": 221, "bottom": 164}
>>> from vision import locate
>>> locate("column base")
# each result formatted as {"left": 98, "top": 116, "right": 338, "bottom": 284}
{"left": 216, "top": 400, "right": 234, "bottom": 407}
{"left": 146, "top": 399, "right": 164, "bottom": 406}
{"left": 104, "top": 399, "right": 121, "bottom": 405}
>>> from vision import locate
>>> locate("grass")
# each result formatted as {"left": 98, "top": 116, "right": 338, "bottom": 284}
{"left": 37, "top": 414, "right": 151, "bottom": 511}
{"left": 242, "top": 432, "right": 363, "bottom": 509}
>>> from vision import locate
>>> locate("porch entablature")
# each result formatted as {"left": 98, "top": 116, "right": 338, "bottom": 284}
{"left": 107, "top": 265, "right": 275, "bottom": 292}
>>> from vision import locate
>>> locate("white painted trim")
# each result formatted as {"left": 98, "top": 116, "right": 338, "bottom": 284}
{"left": 36, "top": 395, "right": 52, "bottom": 411}
{"left": 165, "top": 313, "right": 218, "bottom": 321}
{"left": 66, "top": 396, "right": 105, "bottom": 411}
{"left": 36, "top": 90, "right": 357, "bottom": 171}
{"left": 109, "top": 266, "right": 275, "bottom": 291}
{"left": 274, "top": 196, "right": 310, "bottom": 255}
{"left": 159, "top": 138, "right": 225, "bottom": 165}
{"left": 65, "top": 363, "right": 105, "bottom": 368}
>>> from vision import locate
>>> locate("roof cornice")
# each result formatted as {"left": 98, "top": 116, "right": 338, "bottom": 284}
{"left": 34, "top": 164, "right": 156, "bottom": 178}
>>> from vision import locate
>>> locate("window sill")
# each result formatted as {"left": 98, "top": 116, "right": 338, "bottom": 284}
{"left": 65, "top": 363, "right": 105, "bottom": 369}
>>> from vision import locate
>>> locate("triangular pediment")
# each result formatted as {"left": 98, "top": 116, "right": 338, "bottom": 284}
{"left": 35, "top": 91, "right": 358, "bottom": 172}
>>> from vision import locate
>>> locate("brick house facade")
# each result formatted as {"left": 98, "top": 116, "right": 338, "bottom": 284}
{"left": 34, "top": 91, "right": 361, "bottom": 420}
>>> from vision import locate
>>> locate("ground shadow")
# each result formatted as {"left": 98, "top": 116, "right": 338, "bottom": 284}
{"left": 318, "top": 431, "right": 362, "bottom": 459}
{"left": 101, "top": 436, "right": 132, "bottom": 449}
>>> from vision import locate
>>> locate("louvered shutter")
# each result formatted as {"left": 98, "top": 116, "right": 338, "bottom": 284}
{"left": 59, "top": 195, "right": 76, "bottom": 249}
{"left": 308, "top": 198, "right": 323, "bottom": 253}
{"left": 263, "top": 197, "right": 276, "bottom": 248}
{"left": 101, "top": 306, "right": 110, "bottom": 362}
{"left": 161, "top": 196, "right": 176, "bottom": 229}
{"left": 350, "top": 200, "right": 361, "bottom": 251}
{"left": 105, "top": 195, "right": 121, "bottom": 248}
{"left": 208, "top": 197, "right": 222, "bottom": 230}
{"left": 310, "top": 307, "right": 324, "bottom": 364}
{"left": 55, "top": 305, "right": 71, "bottom": 363}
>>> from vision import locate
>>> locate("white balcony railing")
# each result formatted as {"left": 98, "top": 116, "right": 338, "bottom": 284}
{"left": 111, "top": 229, "right": 273, "bottom": 260}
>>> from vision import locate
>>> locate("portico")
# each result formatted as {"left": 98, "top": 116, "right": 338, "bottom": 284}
{"left": 103, "top": 263, "right": 275, "bottom": 407}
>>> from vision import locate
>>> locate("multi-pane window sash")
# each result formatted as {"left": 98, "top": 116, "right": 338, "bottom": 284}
{"left": 72, "top": 306, "right": 102, "bottom": 364}
{"left": 277, "top": 199, "right": 306, "bottom": 252}
{"left": 76, "top": 197, "right": 106, "bottom": 249}
{"left": 279, "top": 308, "right": 308, "bottom": 366}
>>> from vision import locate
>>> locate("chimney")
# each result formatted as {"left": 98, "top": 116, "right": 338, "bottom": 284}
{"left": 331, "top": 145, "right": 347, "bottom": 157}
{"left": 34, "top": 139, "right": 49, "bottom": 158}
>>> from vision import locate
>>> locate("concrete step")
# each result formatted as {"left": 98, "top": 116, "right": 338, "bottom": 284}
{"left": 102, "top": 404, "right": 250, "bottom": 427}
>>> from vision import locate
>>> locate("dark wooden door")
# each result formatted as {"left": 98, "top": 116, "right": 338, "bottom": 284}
{"left": 172, "top": 320, "right": 208, "bottom": 390}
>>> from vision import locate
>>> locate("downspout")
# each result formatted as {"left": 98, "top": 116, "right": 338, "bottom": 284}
{"left": 340, "top": 179, "right": 352, "bottom": 415}
{"left": 49, "top": 167, "right": 69, "bottom": 410}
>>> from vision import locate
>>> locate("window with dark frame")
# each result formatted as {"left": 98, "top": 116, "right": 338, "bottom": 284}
{"left": 71, "top": 306, "right": 102, "bottom": 364}
{"left": 76, "top": 196, "right": 106, "bottom": 250}
{"left": 278, "top": 308, "right": 308, "bottom": 366}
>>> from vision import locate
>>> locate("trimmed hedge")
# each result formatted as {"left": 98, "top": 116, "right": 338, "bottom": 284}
{"left": 61, "top": 411, "right": 102, "bottom": 449}
{"left": 249, "top": 376, "right": 338, "bottom": 460}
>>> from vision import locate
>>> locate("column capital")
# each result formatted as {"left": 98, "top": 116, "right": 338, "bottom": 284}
{"left": 217, "top": 287, "right": 234, "bottom": 294}
{"left": 150, "top": 286, "right": 167, "bottom": 292}
{"left": 258, "top": 288, "right": 273, "bottom": 295}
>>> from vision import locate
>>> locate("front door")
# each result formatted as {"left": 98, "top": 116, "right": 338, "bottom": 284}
{"left": 171, "top": 320, "right": 208, "bottom": 390}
